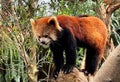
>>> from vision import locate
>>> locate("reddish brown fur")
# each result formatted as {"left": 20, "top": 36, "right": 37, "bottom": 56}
{"left": 56, "top": 15, "right": 107, "bottom": 59}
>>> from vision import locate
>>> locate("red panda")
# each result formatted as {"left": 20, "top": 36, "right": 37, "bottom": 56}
{"left": 30, "top": 15, "right": 107, "bottom": 78}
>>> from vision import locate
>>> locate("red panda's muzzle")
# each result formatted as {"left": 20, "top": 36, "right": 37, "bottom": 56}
{"left": 37, "top": 36, "right": 52, "bottom": 48}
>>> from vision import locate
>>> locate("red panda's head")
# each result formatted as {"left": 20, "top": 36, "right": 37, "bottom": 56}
{"left": 30, "top": 16, "right": 62, "bottom": 48}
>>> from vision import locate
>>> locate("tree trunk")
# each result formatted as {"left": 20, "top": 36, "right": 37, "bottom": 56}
{"left": 24, "top": 46, "right": 38, "bottom": 82}
{"left": 93, "top": 44, "right": 120, "bottom": 82}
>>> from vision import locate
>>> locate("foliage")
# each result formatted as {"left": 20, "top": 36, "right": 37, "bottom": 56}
{"left": 49, "top": 0, "right": 96, "bottom": 15}
{"left": 111, "top": 9, "right": 120, "bottom": 46}
{"left": 0, "top": 0, "right": 120, "bottom": 82}
{"left": 0, "top": 26, "right": 29, "bottom": 82}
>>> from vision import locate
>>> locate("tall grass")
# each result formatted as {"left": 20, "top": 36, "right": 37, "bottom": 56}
{"left": 0, "top": 26, "right": 28, "bottom": 82}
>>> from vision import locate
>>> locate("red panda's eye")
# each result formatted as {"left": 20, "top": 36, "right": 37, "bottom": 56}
{"left": 38, "top": 36, "right": 41, "bottom": 39}
{"left": 44, "top": 34, "right": 48, "bottom": 38}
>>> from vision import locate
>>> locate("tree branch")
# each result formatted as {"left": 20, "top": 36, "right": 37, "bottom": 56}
{"left": 107, "top": 3, "right": 120, "bottom": 15}
{"left": 93, "top": 44, "right": 120, "bottom": 82}
{"left": 54, "top": 68, "right": 89, "bottom": 82}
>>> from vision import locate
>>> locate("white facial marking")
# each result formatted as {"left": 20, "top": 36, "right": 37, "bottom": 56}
{"left": 39, "top": 37, "right": 51, "bottom": 48}
{"left": 50, "top": 33, "right": 57, "bottom": 41}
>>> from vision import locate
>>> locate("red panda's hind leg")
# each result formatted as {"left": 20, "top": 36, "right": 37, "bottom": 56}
{"left": 85, "top": 47, "right": 102, "bottom": 75}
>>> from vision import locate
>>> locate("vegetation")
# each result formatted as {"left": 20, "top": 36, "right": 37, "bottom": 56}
{"left": 0, "top": 0, "right": 120, "bottom": 82}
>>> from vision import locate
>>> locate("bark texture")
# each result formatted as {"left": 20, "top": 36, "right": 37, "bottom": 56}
{"left": 55, "top": 68, "right": 89, "bottom": 82}
{"left": 93, "top": 44, "right": 120, "bottom": 82}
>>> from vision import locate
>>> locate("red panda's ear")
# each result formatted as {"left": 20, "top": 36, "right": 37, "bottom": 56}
{"left": 30, "top": 19, "right": 36, "bottom": 29}
{"left": 48, "top": 16, "right": 62, "bottom": 31}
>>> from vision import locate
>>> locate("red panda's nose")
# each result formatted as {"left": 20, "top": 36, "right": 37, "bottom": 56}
{"left": 41, "top": 41, "right": 46, "bottom": 44}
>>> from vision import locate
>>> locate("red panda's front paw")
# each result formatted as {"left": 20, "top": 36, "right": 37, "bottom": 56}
{"left": 61, "top": 64, "right": 74, "bottom": 74}
{"left": 80, "top": 69, "right": 89, "bottom": 76}
{"left": 53, "top": 68, "right": 60, "bottom": 79}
